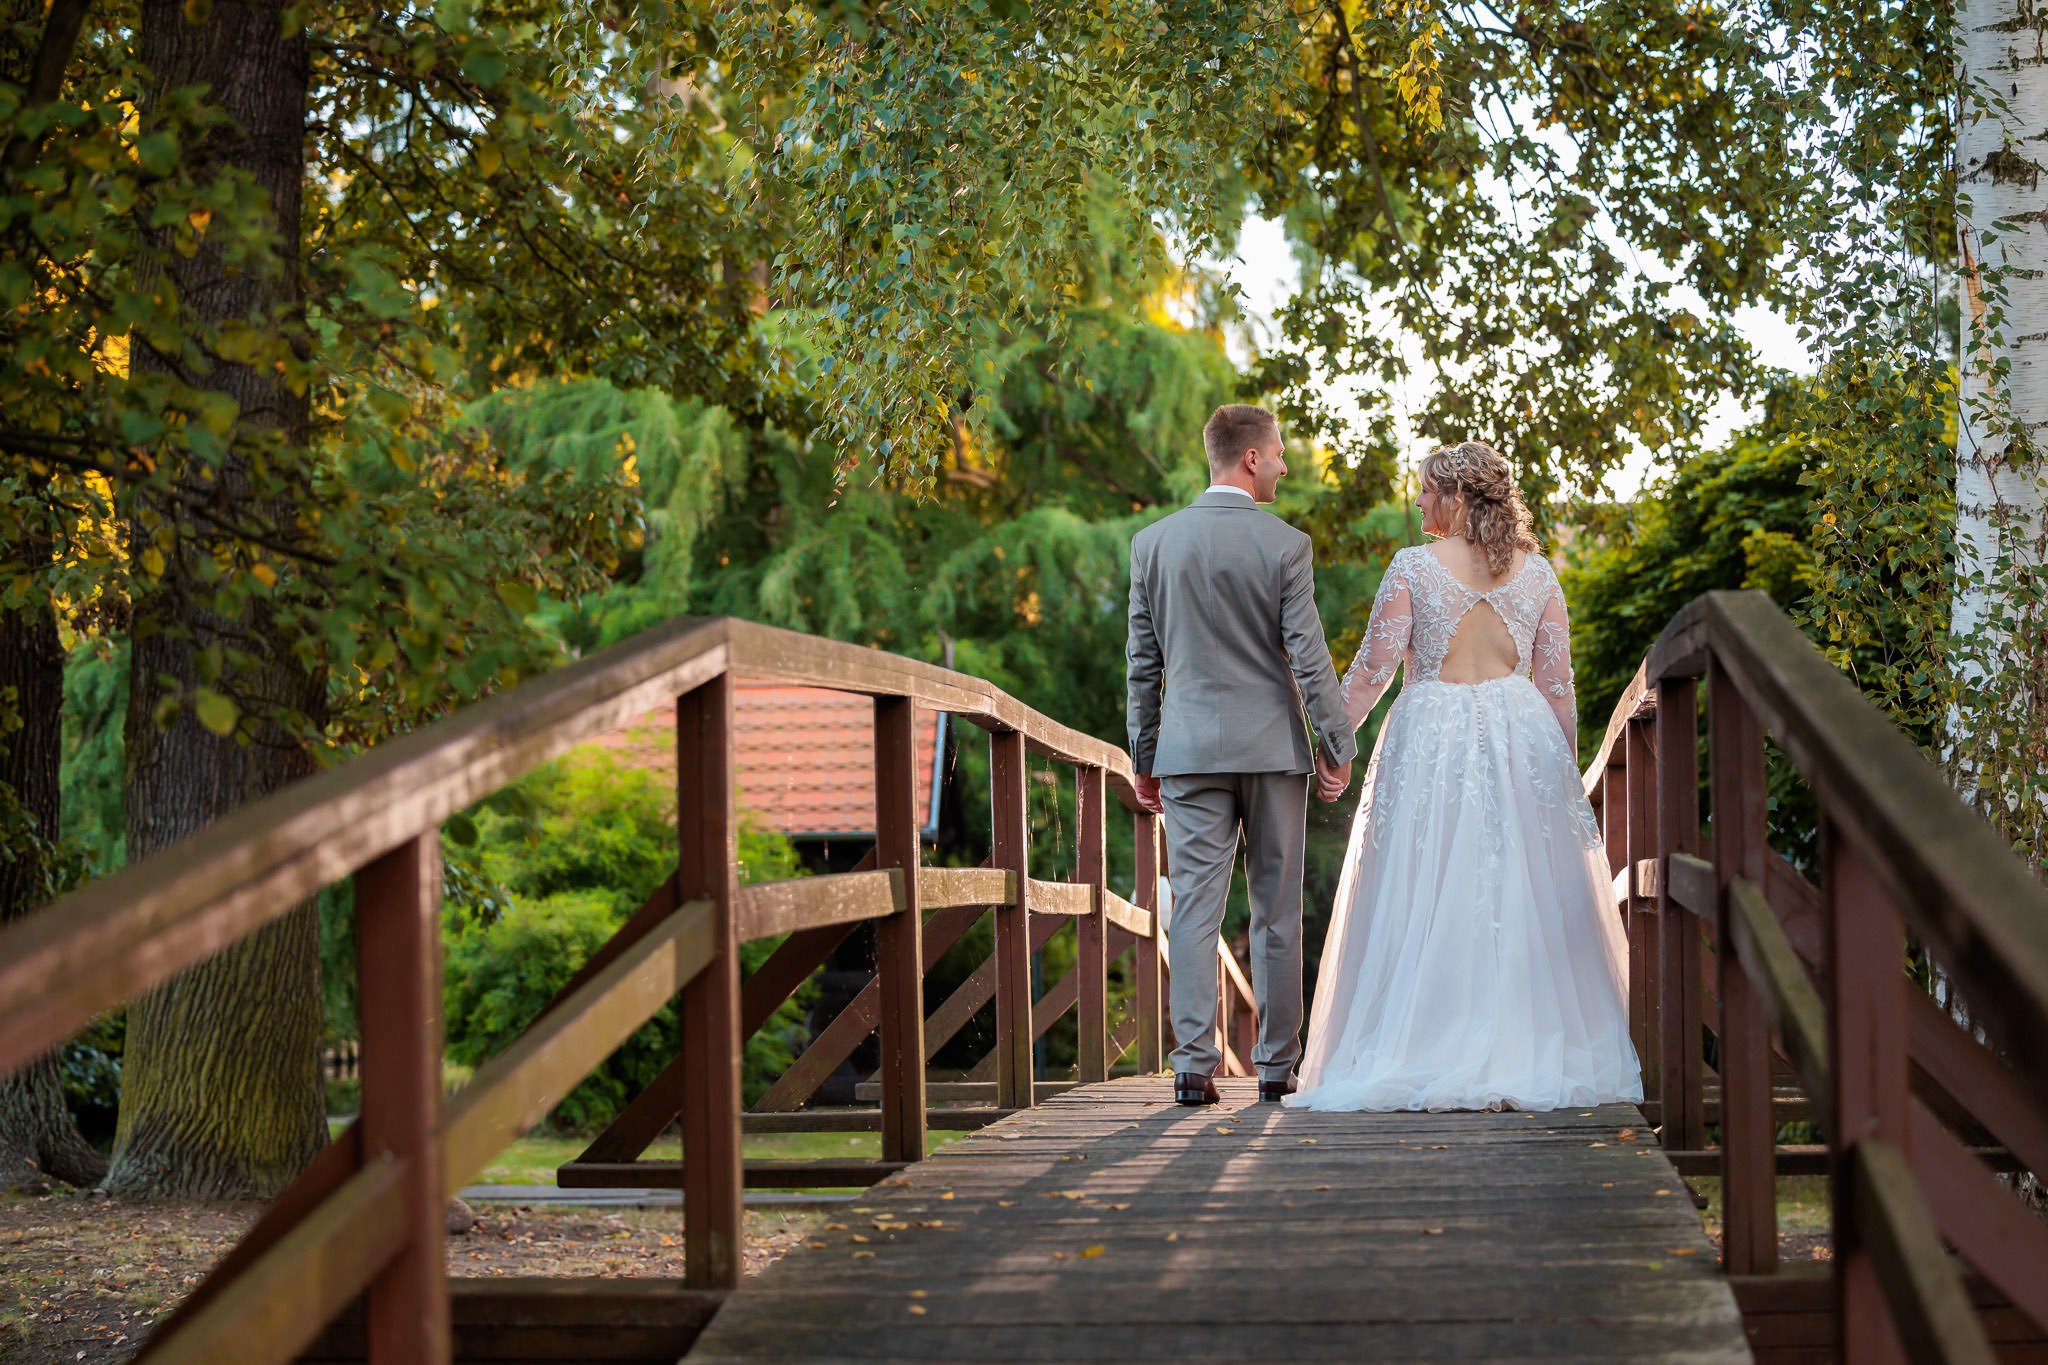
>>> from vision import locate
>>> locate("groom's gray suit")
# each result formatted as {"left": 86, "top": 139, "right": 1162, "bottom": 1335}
{"left": 1126, "top": 488, "right": 1356, "bottom": 1081}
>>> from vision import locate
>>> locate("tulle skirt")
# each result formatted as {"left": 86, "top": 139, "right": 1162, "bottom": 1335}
{"left": 1287, "top": 675, "right": 1643, "bottom": 1113}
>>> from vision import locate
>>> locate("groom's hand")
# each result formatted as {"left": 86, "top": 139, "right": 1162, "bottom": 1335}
{"left": 1133, "top": 773, "right": 1164, "bottom": 815}
{"left": 1314, "top": 755, "right": 1351, "bottom": 802}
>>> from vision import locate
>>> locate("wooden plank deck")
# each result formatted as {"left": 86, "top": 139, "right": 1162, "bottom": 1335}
{"left": 686, "top": 1076, "right": 1749, "bottom": 1361}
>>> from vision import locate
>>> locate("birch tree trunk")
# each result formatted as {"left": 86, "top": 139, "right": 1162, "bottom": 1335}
{"left": 1954, "top": 0, "right": 2048, "bottom": 870}
{"left": 101, "top": 0, "right": 329, "bottom": 1201}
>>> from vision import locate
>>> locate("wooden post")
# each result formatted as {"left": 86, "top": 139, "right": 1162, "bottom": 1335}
{"left": 990, "top": 729, "right": 1033, "bottom": 1109}
{"left": 1625, "top": 717, "right": 1661, "bottom": 1105}
{"left": 1824, "top": 819, "right": 1909, "bottom": 1364}
{"left": 874, "top": 697, "right": 927, "bottom": 1161}
{"left": 678, "top": 674, "right": 741, "bottom": 1289}
{"left": 1075, "top": 765, "right": 1108, "bottom": 1084}
{"left": 1133, "top": 810, "right": 1163, "bottom": 1073}
{"left": 1656, "top": 677, "right": 1705, "bottom": 1152}
{"left": 1709, "top": 660, "right": 1777, "bottom": 1275}
{"left": 355, "top": 833, "right": 450, "bottom": 1363}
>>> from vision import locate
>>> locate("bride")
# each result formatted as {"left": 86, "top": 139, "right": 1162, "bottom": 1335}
{"left": 1288, "top": 441, "right": 1643, "bottom": 1113}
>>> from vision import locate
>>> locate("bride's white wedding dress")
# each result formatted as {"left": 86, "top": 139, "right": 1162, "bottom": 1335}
{"left": 1287, "top": 545, "right": 1643, "bottom": 1113}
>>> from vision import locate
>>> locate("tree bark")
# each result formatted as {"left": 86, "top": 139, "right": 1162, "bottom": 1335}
{"left": 1955, "top": 0, "right": 2048, "bottom": 869}
{"left": 103, "top": 0, "right": 328, "bottom": 1201}
{"left": 0, "top": 518, "right": 108, "bottom": 1192}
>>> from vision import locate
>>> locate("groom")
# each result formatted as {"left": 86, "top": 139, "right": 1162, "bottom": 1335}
{"left": 1126, "top": 404, "right": 1355, "bottom": 1107}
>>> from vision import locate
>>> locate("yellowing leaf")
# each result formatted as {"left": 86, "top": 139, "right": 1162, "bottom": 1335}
{"left": 250, "top": 561, "right": 277, "bottom": 588}
{"left": 495, "top": 580, "right": 539, "bottom": 616}
{"left": 476, "top": 140, "right": 503, "bottom": 176}
{"left": 194, "top": 688, "right": 238, "bottom": 736}
{"left": 1078, "top": 1244, "right": 1105, "bottom": 1259}
{"left": 141, "top": 546, "right": 166, "bottom": 579}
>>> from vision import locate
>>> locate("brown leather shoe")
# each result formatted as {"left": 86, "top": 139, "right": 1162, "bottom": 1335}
{"left": 1175, "top": 1072, "right": 1220, "bottom": 1106}
{"left": 1259, "top": 1074, "right": 1298, "bottom": 1103}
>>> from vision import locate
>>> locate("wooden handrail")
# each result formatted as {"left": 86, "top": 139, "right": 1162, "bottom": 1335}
{"left": 0, "top": 616, "right": 1154, "bottom": 1076}
{"left": 1645, "top": 591, "right": 2048, "bottom": 1091}
{"left": 1587, "top": 587, "right": 2048, "bottom": 1356}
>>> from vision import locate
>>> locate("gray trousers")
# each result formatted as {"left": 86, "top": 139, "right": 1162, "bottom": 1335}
{"left": 1158, "top": 772, "right": 1309, "bottom": 1082}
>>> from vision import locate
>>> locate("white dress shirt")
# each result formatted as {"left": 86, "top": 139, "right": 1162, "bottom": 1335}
{"left": 1204, "top": 484, "right": 1257, "bottom": 500}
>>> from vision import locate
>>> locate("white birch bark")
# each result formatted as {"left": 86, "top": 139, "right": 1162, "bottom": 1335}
{"left": 1954, "top": 0, "right": 2048, "bottom": 846}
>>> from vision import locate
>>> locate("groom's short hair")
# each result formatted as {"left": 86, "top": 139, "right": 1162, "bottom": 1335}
{"left": 1203, "top": 404, "right": 1279, "bottom": 476}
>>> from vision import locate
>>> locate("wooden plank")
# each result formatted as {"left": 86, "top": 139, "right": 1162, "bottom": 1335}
{"left": 1101, "top": 889, "right": 1149, "bottom": 938}
{"left": 1625, "top": 717, "right": 1661, "bottom": 1104}
{"left": 1726, "top": 876, "right": 1830, "bottom": 1106}
{"left": 742, "top": 1108, "right": 1015, "bottom": 1134}
{"left": 852, "top": 1081, "right": 1079, "bottom": 1104}
{"left": 918, "top": 865, "right": 1015, "bottom": 909}
{"left": 1903, "top": 982, "right": 2048, "bottom": 1182}
{"left": 0, "top": 620, "right": 732, "bottom": 1074}
{"left": 748, "top": 901, "right": 988, "bottom": 1113}
{"left": 678, "top": 674, "right": 742, "bottom": 1290}
{"left": 735, "top": 869, "right": 901, "bottom": 941}
{"left": 1076, "top": 766, "right": 1109, "bottom": 1084}
{"left": 138, "top": 1161, "right": 407, "bottom": 1365}
{"left": 1657, "top": 676, "right": 1706, "bottom": 1154}
{"left": 1132, "top": 811, "right": 1163, "bottom": 1073}
{"left": 443, "top": 900, "right": 714, "bottom": 1191}
{"left": 873, "top": 697, "right": 927, "bottom": 1165}
{"left": 354, "top": 834, "right": 449, "bottom": 1360}
{"left": 302, "top": 1278, "right": 725, "bottom": 1364}
{"left": 1666, "top": 852, "right": 1715, "bottom": 919}
{"left": 557, "top": 1159, "right": 910, "bottom": 1190}
{"left": 1581, "top": 659, "right": 1652, "bottom": 800}
{"left": 1709, "top": 660, "right": 1775, "bottom": 1277}
{"left": 1907, "top": 1096, "right": 2048, "bottom": 1337}
{"left": 1850, "top": 1135, "right": 1998, "bottom": 1365}
{"left": 1824, "top": 820, "right": 1910, "bottom": 1364}
{"left": 1026, "top": 878, "right": 1093, "bottom": 916}
{"left": 990, "top": 730, "right": 1033, "bottom": 1109}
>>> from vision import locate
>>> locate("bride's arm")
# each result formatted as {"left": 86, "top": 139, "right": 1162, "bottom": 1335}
{"left": 1340, "top": 558, "right": 1413, "bottom": 732}
{"left": 1533, "top": 573, "right": 1578, "bottom": 750}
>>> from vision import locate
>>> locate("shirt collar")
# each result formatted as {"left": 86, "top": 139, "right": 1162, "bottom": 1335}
{"left": 1203, "top": 484, "right": 1257, "bottom": 501}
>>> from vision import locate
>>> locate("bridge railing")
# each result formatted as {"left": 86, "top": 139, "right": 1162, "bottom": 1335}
{"left": 1584, "top": 590, "right": 2048, "bottom": 1362}
{"left": 0, "top": 615, "right": 1189, "bottom": 1363}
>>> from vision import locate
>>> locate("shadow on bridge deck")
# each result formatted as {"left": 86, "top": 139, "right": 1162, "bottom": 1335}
{"left": 686, "top": 1075, "right": 1748, "bottom": 1361}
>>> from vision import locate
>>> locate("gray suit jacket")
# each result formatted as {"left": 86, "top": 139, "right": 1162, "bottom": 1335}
{"left": 1126, "top": 491, "right": 1357, "bottom": 777}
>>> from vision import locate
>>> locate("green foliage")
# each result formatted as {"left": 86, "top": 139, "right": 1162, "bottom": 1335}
{"left": 720, "top": 0, "right": 1299, "bottom": 485}
{"left": 430, "top": 750, "right": 808, "bottom": 1128}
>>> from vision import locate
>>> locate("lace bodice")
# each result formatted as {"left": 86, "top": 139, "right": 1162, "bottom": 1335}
{"left": 1340, "top": 545, "right": 1579, "bottom": 746}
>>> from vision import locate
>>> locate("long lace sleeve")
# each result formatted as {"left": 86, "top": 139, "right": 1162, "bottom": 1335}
{"left": 1533, "top": 571, "right": 1578, "bottom": 750}
{"left": 1341, "top": 558, "right": 1413, "bottom": 732}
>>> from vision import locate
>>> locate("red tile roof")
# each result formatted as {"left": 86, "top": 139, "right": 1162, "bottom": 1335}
{"left": 584, "top": 681, "right": 943, "bottom": 838}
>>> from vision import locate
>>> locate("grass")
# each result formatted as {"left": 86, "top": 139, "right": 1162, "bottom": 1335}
{"left": 1691, "top": 1175, "right": 1832, "bottom": 1237}
{"left": 327, "top": 1114, "right": 963, "bottom": 1187}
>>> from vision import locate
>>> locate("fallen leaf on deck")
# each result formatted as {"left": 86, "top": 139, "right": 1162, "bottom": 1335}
{"left": 1164, "top": 1232, "right": 1180, "bottom": 1242}
{"left": 910, "top": 1289, "right": 928, "bottom": 1297}
{"left": 940, "top": 1192, "right": 956, "bottom": 1200}
{"left": 1654, "top": 1189, "right": 1673, "bottom": 1196}
{"left": 1587, "top": 1141, "right": 1609, "bottom": 1148}
{"left": 907, "top": 1304, "right": 928, "bottom": 1315}
{"left": 1419, "top": 1227, "right": 1444, "bottom": 1236}
{"left": 824, "top": 1222, "right": 847, "bottom": 1231}
{"left": 851, "top": 1233, "right": 871, "bottom": 1243}
{"left": 1312, "top": 1185, "right": 1331, "bottom": 1192}
{"left": 1617, "top": 1127, "right": 1638, "bottom": 1142}
{"left": 1668, "top": 1247, "right": 1698, "bottom": 1256}
{"left": 852, "top": 1250, "right": 875, "bottom": 1259}
{"left": 1079, "top": 1244, "right": 1106, "bottom": 1258}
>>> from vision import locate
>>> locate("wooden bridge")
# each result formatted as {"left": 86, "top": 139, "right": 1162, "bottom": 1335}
{"left": 1, "top": 595, "right": 2045, "bottom": 1362}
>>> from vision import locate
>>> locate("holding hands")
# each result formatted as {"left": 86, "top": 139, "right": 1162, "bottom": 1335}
{"left": 1314, "top": 753, "right": 1351, "bottom": 803}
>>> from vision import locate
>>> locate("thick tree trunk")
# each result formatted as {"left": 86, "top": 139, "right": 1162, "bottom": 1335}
{"left": 1955, "top": 0, "right": 2048, "bottom": 869}
{"left": 103, "top": 0, "right": 328, "bottom": 1201}
{"left": 0, "top": 542, "right": 108, "bottom": 1191}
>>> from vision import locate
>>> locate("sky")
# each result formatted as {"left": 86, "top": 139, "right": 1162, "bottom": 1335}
{"left": 1204, "top": 213, "right": 1816, "bottom": 501}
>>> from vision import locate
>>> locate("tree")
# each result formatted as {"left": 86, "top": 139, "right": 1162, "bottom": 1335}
{"left": 1955, "top": 0, "right": 2048, "bottom": 869}
{"left": 2, "top": 1, "right": 760, "bottom": 1196}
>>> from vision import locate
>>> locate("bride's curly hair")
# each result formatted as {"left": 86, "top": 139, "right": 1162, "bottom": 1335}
{"left": 1419, "top": 440, "right": 1539, "bottom": 577}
